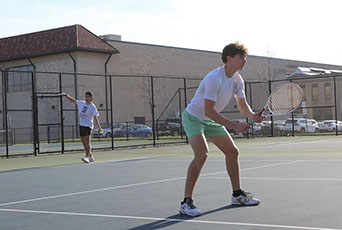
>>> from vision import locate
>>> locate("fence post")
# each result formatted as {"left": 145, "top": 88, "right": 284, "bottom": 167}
{"left": 2, "top": 70, "right": 9, "bottom": 158}
{"left": 105, "top": 74, "right": 109, "bottom": 125}
{"left": 178, "top": 88, "right": 184, "bottom": 139}
{"left": 109, "top": 75, "right": 114, "bottom": 150}
{"left": 150, "top": 76, "right": 156, "bottom": 146}
{"left": 245, "top": 81, "right": 250, "bottom": 139}
{"left": 31, "top": 71, "right": 39, "bottom": 156}
{"left": 59, "top": 73, "right": 65, "bottom": 153}
{"left": 183, "top": 78, "right": 188, "bottom": 144}
{"left": 268, "top": 80, "right": 274, "bottom": 137}
{"left": 47, "top": 125, "right": 50, "bottom": 144}
{"left": 249, "top": 82, "right": 254, "bottom": 137}
{"left": 69, "top": 54, "right": 79, "bottom": 140}
{"left": 288, "top": 79, "right": 295, "bottom": 137}
{"left": 156, "top": 119, "right": 160, "bottom": 140}
{"left": 126, "top": 122, "right": 129, "bottom": 141}
{"left": 334, "top": 76, "right": 338, "bottom": 136}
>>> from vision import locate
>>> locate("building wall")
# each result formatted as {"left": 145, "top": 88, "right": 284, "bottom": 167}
{"left": 104, "top": 40, "right": 342, "bottom": 122}
{"left": 106, "top": 41, "right": 221, "bottom": 77}
{"left": 293, "top": 76, "right": 342, "bottom": 120}
{"left": 2, "top": 40, "right": 342, "bottom": 133}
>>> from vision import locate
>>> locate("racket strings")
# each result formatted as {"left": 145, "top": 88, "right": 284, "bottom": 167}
{"left": 268, "top": 84, "right": 303, "bottom": 115}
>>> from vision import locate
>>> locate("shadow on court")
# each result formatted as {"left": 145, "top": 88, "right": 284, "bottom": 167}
{"left": 127, "top": 205, "right": 244, "bottom": 230}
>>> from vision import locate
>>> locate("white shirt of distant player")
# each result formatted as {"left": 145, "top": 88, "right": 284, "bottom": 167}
{"left": 186, "top": 66, "right": 245, "bottom": 120}
{"left": 76, "top": 100, "right": 99, "bottom": 129}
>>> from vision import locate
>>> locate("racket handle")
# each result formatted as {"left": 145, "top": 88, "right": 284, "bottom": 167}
{"left": 248, "top": 108, "right": 265, "bottom": 125}
{"left": 257, "top": 107, "right": 265, "bottom": 115}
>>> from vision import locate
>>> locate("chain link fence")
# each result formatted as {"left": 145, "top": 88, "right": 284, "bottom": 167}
{"left": 1, "top": 69, "right": 341, "bottom": 157}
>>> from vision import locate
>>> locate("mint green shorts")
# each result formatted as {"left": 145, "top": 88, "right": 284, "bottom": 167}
{"left": 182, "top": 110, "right": 228, "bottom": 138}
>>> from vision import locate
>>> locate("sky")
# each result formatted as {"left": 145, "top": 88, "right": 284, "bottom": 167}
{"left": 1, "top": 0, "right": 342, "bottom": 66}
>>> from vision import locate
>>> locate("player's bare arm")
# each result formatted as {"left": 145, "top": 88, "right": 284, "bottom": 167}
{"left": 94, "top": 116, "right": 102, "bottom": 132}
{"left": 235, "top": 97, "right": 264, "bottom": 123}
{"left": 62, "top": 93, "right": 77, "bottom": 104}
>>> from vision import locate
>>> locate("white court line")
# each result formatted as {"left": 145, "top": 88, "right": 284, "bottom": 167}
{"left": 79, "top": 156, "right": 151, "bottom": 166}
{"left": 202, "top": 176, "right": 342, "bottom": 181}
{"left": 239, "top": 160, "right": 306, "bottom": 172}
{"left": 0, "top": 208, "right": 339, "bottom": 230}
{"left": 148, "top": 159, "right": 301, "bottom": 162}
{"left": 249, "top": 137, "right": 342, "bottom": 149}
{"left": 85, "top": 156, "right": 149, "bottom": 163}
{"left": 0, "top": 176, "right": 186, "bottom": 207}
{"left": 293, "top": 160, "right": 342, "bottom": 162}
{"left": 0, "top": 160, "right": 305, "bottom": 207}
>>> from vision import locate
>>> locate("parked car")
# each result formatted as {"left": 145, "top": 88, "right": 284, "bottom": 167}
{"left": 274, "top": 120, "right": 286, "bottom": 135}
{"left": 248, "top": 122, "right": 262, "bottom": 136}
{"left": 260, "top": 120, "right": 285, "bottom": 136}
{"left": 157, "top": 122, "right": 184, "bottom": 136}
{"left": 319, "top": 120, "right": 342, "bottom": 132}
{"left": 284, "top": 118, "right": 319, "bottom": 133}
{"left": 116, "top": 124, "right": 152, "bottom": 137}
{"left": 308, "top": 119, "right": 320, "bottom": 129}
{"left": 93, "top": 123, "right": 127, "bottom": 138}
{"left": 336, "top": 121, "right": 342, "bottom": 131}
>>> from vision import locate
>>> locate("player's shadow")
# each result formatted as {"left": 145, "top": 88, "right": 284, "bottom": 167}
{"left": 127, "top": 205, "right": 244, "bottom": 230}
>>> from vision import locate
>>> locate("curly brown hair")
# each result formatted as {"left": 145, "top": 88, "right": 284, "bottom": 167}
{"left": 221, "top": 42, "right": 248, "bottom": 63}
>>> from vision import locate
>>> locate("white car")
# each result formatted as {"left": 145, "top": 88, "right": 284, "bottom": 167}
{"left": 284, "top": 118, "right": 319, "bottom": 133}
{"left": 319, "top": 120, "right": 342, "bottom": 132}
{"left": 248, "top": 123, "right": 262, "bottom": 136}
{"left": 259, "top": 120, "right": 285, "bottom": 136}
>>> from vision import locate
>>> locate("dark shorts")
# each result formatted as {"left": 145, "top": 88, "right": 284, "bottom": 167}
{"left": 80, "top": 126, "right": 92, "bottom": 136}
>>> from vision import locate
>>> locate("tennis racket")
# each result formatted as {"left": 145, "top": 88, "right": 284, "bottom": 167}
{"left": 252, "top": 83, "right": 303, "bottom": 123}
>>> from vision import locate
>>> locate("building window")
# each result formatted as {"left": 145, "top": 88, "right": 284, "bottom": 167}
{"left": 7, "top": 65, "right": 33, "bottom": 92}
{"left": 324, "top": 82, "right": 332, "bottom": 100}
{"left": 299, "top": 84, "right": 306, "bottom": 100}
{"left": 312, "top": 83, "right": 318, "bottom": 101}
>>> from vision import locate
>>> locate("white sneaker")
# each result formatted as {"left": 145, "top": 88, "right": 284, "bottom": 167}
{"left": 232, "top": 191, "right": 261, "bottom": 206}
{"left": 81, "top": 157, "right": 90, "bottom": 163}
{"left": 89, "top": 157, "right": 95, "bottom": 162}
{"left": 179, "top": 198, "right": 202, "bottom": 217}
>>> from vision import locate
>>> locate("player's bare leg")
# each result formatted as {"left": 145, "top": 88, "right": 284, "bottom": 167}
{"left": 80, "top": 136, "right": 92, "bottom": 163}
{"left": 184, "top": 134, "right": 209, "bottom": 198}
{"left": 180, "top": 134, "right": 208, "bottom": 216}
{"left": 210, "top": 134, "right": 260, "bottom": 206}
{"left": 209, "top": 134, "right": 241, "bottom": 190}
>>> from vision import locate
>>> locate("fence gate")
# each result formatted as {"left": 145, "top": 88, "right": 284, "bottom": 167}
{"left": 35, "top": 92, "right": 65, "bottom": 155}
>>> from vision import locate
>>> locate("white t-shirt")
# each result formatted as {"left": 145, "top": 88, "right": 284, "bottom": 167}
{"left": 76, "top": 101, "right": 99, "bottom": 129}
{"left": 186, "top": 66, "right": 245, "bottom": 120}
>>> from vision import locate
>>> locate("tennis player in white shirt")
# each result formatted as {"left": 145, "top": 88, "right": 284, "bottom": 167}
{"left": 63, "top": 91, "right": 102, "bottom": 163}
{"left": 179, "top": 42, "right": 265, "bottom": 216}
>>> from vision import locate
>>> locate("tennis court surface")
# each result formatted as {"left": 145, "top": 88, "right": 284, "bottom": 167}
{"left": 1, "top": 136, "right": 342, "bottom": 230}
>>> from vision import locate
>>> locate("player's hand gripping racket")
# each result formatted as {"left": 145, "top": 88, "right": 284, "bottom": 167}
{"left": 251, "top": 83, "right": 303, "bottom": 123}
